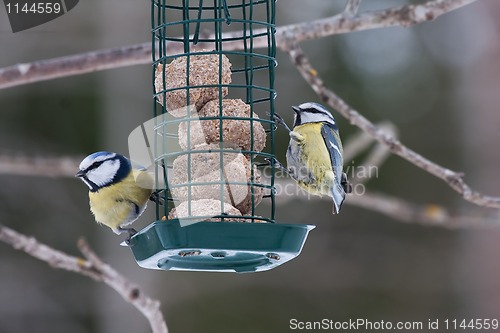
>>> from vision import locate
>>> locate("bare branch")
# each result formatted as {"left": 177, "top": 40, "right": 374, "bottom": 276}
{"left": 0, "top": 225, "right": 168, "bottom": 333}
{"left": 0, "top": 0, "right": 477, "bottom": 90}
{"left": 0, "top": 224, "right": 100, "bottom": 279}
{"left": 351, "top": 140, "right": 392, "bottom": 186}
{"left": 344, "top": 0, "right": 362, "bottom": 17}
{"left": 274, "top": 177, "right": 498, "bottom": 228}
{"left": 0, "top": 153, "right": 81, "bottom": 177}
{"left": 348, "top": 191, "right": 448, "bottom": 225}
{"left": 0, "top": 43, "right": 152, "bottom": 90}
{"left": 343, "top": 122, "right": 396, "bottom": 185}
{"left": 278, "top": 0, "right": 476, "bottom": 50}
{"left": 77, "top": 239, "right": 168, "bottom": 333}
{"left": 286, "top": 42, "right": 500, "bottom": 209}
{"left": 347, "top": 191, "right": 498, "bottom": 228}
{"left": 343, "top": 127, "right": 379, "bottom": 163}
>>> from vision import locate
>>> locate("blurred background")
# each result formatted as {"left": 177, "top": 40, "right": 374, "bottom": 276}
{"left": 1, "top": 0, "right": 500, "bottom": 332}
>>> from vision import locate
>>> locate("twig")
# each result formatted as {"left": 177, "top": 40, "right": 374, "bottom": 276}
{"left": 0, "top": 153, "right": 81, "bottom": 177}
{"left": 348, "top": 191, "right": 447, "bottom": 225}
{"left": 342, "top": 127, "right": 378, "bottom": 163}
{"left": 347, "top": 191, "right": 497, "bottom": 228}
{"left": 286, "top": 42, "right": 500, "bottom": 209}
{"left": 344, "top": 0, "right": 362, "bottom": 17}
{"left": 350, "top": 140, "right": 392, "bottom": 186}
{"left": 0, "top": 225, "right": 168, "bottom": 333}
{"left": 274, "top": 178, "right": 497, "bottom": 228}
{"left": 278, "top": 0, "right": 476, "bottom": 47}
{"left": 76, "top": 239, "right": 168, "bottom": 333}
{"left": 343, "top": 122, "right": 396, "bottom": 185}
{"left": 0, "top": 0, "right": 477, "bottom": 90}
{"left": 0, "top": 43, "right": 152, "bottom": 90}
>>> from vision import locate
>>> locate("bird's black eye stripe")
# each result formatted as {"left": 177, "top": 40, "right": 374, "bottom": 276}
{"left": 84, "top": 158, "right": 111, "bottom": 173}
{"left": 301, "top": 107, "right": 326, "bottom": 114}
{"left": 92, "top": 161, "right": 104, "bottom": 169}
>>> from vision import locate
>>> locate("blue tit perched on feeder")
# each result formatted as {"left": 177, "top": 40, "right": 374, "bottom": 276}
{"left": 272, "top": 102, "right": 351, "bottom": 214}
{"left": 76, "top": 152, "right": 154, "bottom": 238}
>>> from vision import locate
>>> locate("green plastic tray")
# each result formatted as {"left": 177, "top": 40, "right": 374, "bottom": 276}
{"left": 126, "top": 220, "right": 315, "bottom": 273}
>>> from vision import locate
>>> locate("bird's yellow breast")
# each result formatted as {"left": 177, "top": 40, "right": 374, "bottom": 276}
{"left": 89, "top": 171, "right": 152, "bottom": 230}
{"left": 294, "top": 123, "right": 333, "bottom": 170}
{"left": 290, "top": 123, "right": 335, "bottom": 196}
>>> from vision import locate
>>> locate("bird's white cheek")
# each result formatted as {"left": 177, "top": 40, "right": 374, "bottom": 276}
{"left": 87, "top": 170, "right": 112, "bottom": 188}
{"left": 87, "top": 160, "right": 121, "bottom": 188}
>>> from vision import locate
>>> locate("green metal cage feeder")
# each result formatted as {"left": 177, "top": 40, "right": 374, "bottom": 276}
{"left": 127, "top": 0, "right": 314, "bottom": 273}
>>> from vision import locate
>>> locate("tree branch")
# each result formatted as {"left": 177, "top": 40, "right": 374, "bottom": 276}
{"left": 0, "top": 225, "right": 168, "bottom": 333}
{"left": 0, "top": 153, "right": 81, "bottom": 177}
{"left": 285, "top": 42, "right": 500, "bottom": 209}
{"left": 0, "top": 0, "right": 477, "bottom": 90}
{"left": 278, "top": 0, "right": 476, "bottom": 48}
{"left": 274, "top": 177, "right": 499, "bottom": 228}
{"left": 343, "top": 122, "right": 396, "bottom": 185}
{"left": 346, "top": 191, "right": 498, "bottom": 228}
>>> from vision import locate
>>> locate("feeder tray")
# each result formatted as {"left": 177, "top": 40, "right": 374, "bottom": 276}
{"left": 126, "top": 220, "right": 315, "bottom": 273}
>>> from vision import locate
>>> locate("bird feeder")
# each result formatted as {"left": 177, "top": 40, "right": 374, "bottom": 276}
{"left": 127, "top": 0, "right": 314, "bottom": 273}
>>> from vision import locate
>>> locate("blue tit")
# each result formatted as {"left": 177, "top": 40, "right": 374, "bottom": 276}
{"left": 76, "top": 151, "right": 154, "bottom": 238}
{"left": 272, "top": 102, "right": 351, "bottom": 214}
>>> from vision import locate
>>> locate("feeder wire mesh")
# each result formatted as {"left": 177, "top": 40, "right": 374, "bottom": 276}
{"left": 152, "top": 0, "right": 277, "bottom": 224}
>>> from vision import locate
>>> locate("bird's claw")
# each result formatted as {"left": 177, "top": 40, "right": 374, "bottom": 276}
{"left": 265, "top": 157, "right": 289, "bottom": 175}
{"left": 149, "top": 190, "right": 165, "bottom": 205}
{"left": 264, "top": 156, "right": 279, "bottom": 167}
{"left": 118, "top": 227, "right": 138, "bottom": 245}
{"left": 267, "top": 112, "right": 292, "bottom": 132}
{"left": 274, "top": 113, "right": 292, "bottom": 132}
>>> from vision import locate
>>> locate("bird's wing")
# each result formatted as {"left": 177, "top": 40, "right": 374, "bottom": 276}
{"left": 320, "top": 123, "right": 343, "bottom": 185}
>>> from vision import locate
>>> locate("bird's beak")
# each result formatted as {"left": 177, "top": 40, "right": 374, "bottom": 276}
{"left": 292, "top": 106, "right": 300, "bottom": 113}
{"left": 75, "top": 170, "right": 85, "bottom": 178}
